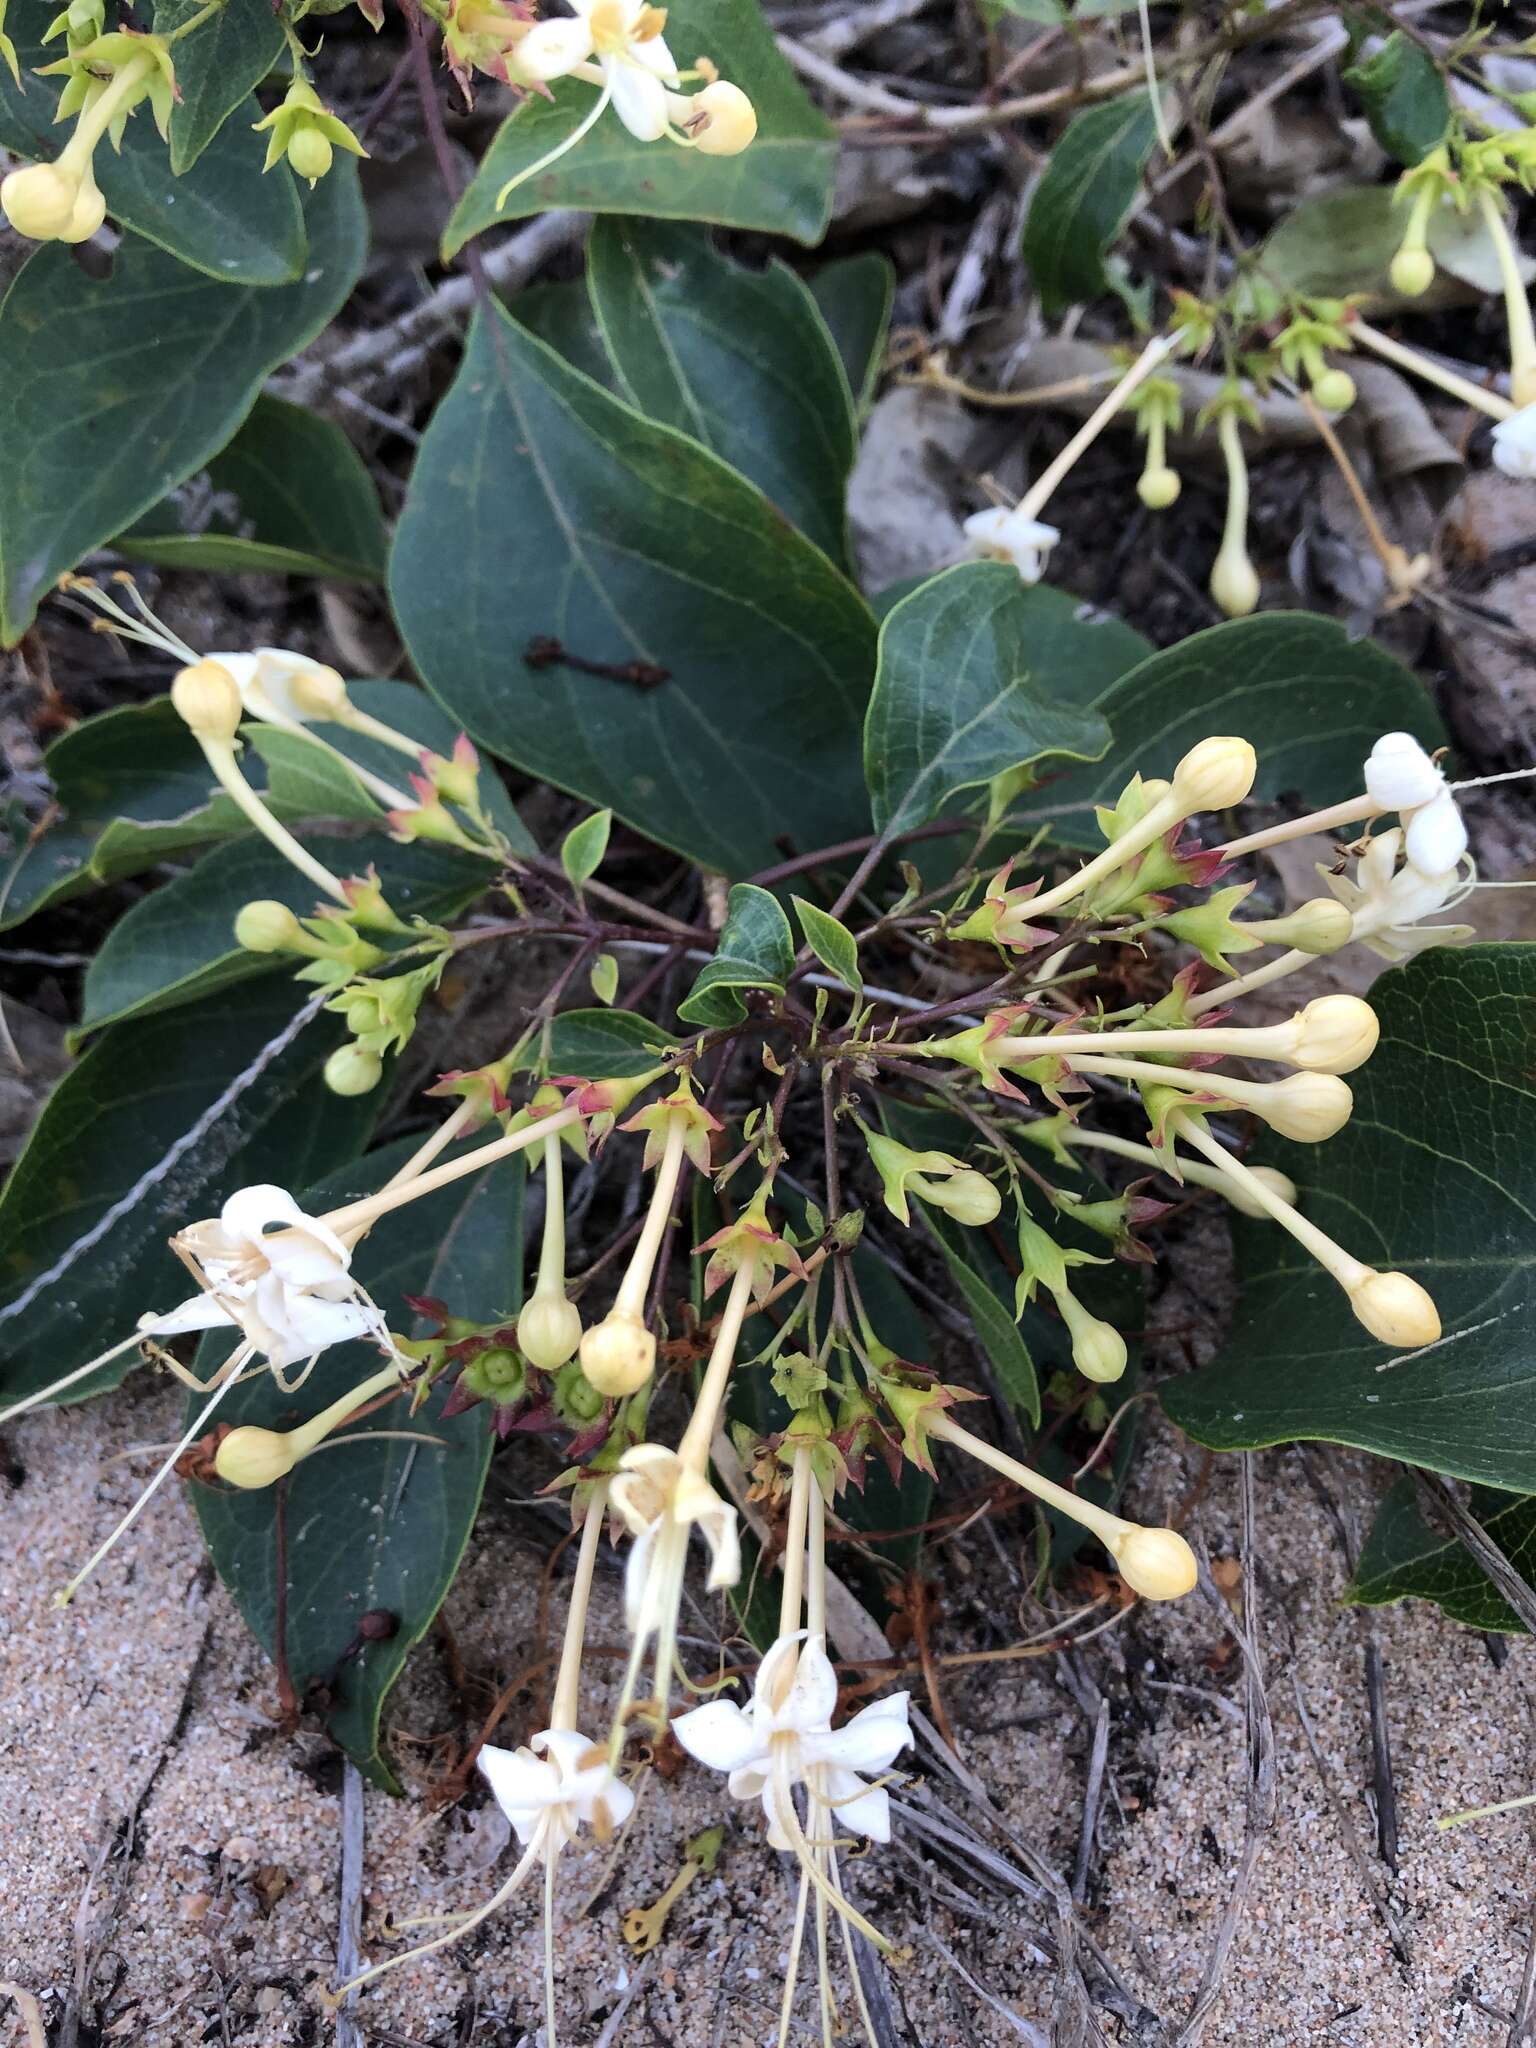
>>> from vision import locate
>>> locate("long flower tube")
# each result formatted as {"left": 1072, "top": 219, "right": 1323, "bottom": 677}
{"left": 1349, "top": 317, "right": 1513, "bottom": 420}
{"left": 927, "top": 1411, "right": 1196, "bottom": 1600}
{"left": 518, "top": 1129, "right": 583, "bottom": 1371}
{"left": 579, "top": 1107, "right": 690, "bottom": 1396}
{"left": 986, "top": 994, "right": 1378, "bottom": 1076}
{"left": 1052, "top": 1124, "right": 1299, "bottom": 1218}
{"left": 1168, "top": 1113, "right": 1440, "bottom": 1346}
{"left": 1013, "top": 334, "right": 1179, "bottom": 525}
{"left": 1062, "top": 1053, "right": 1353, "bottom": 1142}
{"left": 1477, "top": 187, "right": 1536, "bottom": 408}
{"left": 320, "top": 1106, "right": 583, "bottom": 1240}
{"left": 213, "top": 1358, "right": 408, "bottom": 1488}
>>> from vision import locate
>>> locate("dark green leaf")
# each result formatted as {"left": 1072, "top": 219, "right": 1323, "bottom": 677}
{"left": 0, "top": 982, "right": 372, "bottom": 1410}
{"left": 863, "top": 566, "right": 1126, "bottom": 839}
{"left": 390, "top": 302, "right": 876, "bottom": 877}
{"left": 587, "top": 217, "right": 856, "bottom": 563}
{"left": 508, "top": 278, "right": 620, "bottom": 391}
{"left": 793, "top": 895, "right": 860, "bottom": 996}
{"left": 77, "top": 832, "right": 492, "bottom": 1035}
{"left": 527, "top": 1006, "right": 678, "bottom": 1078}
{"left": 1344, "top": 31, "right": 1450, "bottom": 167}
{"left": 1021, "top": 93, "right": 1159, "bottom": 316}
{"left": 678, "top": 882, "right": 794, "bottom": 1027}
{"left": 192, "top": 1135, "right": 521, "bottom": 1782}
{"left": 0, "top": 0, "right": 304, "bottom": 281}
{"left": 1164, "top": 946, "right": 1536, "bottom": 1490}
{"left": 324, "top": 681, "right": 537, "bottom": 858}
{"left": 808, "top": 251, "right": 894, "bottom": 418}
{"left": 444, "top": 0, "right": 837, "bottom": 255}
{"left": 155, "top": 0, "right": 287, "bottom": 173}
{"left": 928, "top": 1212, "right": 1040, "bottom": 1425}
{"left": 1348, "top": 1475, "right": 1534, "bottom": 1633}
{"left": 561, "top": 808, "right": 613, "bottom": 892}
{"left": 1037, "top": 611, "right": 1444, "bottom": 849}
{"left": 119, "top": 394, "right": 388, "bottom": 582}
{"left": 0, "top": 166, "right": 367, "bottom": 644}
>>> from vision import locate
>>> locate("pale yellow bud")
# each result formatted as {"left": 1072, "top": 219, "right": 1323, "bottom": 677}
{"left": 215, "top": 1426, "right": 298, "bottom": 1489}
{"left": 1110, "top": 1525, "right": 1198, "bottom": 1601}
{"left": 1390, "top": 246, "right": 1434, "bottom": 297}
{"left": 1210, "top": 544, "right": 1260, "bottom": 618}
{"left": 1267, "top": 897, "right": 1353, "bottom": 955}
{"left": 1289, "top": 995, "right": 1379, "bottom": 1075}
{"left": 1, "top": 160, "right": 79, "bottom": 239}
{"left": 234, "top": 899, "right": 305, "bottom": 953}
{"left": 1070, "top": 1314, "right": 1128, "bottom": 1384}
{"left": 517, "top": 1288, "right": 583, "bottom": 1372}
{"left": 60, "top": 175, "right": 106, "bottom": 245}
{"left": 1311, "top": 369, "right": 1356, "bottom": 413}
{"left": 579, "top": 1308, "right": 655, "bottom": 1396}
{"left": 288, "top": 125, "right": 333, "bottom": 183}
{"left": 283, "top": 660, "right": 351, "bottom": 720}
{"left": 1252, "top": 1071, "right": 1352, "bottom": 1143}
{"left": 690, "top": 80, "right": 756, "bottom": 155}
{"left": 1221, "top": 1164, "right": 1299, "bottom": 1218}
{"left": 922, "top": 1169, "right": 1001, "bottom": 1228}
{"left": 1348, "top": 1270, "right": 1440, "bottom": 1348}
{"left": 171, "top": 659, "right": 243, "bottom": 743}
{"left": 1137, "top": 464, "right": 1181, "bottom": 510}
{"left": 1171, "top": 736, "right": 1257, "bottom": 815}
{"left": 324, "top": 1044, "right": 383, "bottom": 1096}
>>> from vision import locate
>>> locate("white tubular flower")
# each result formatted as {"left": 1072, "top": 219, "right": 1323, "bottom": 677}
{"left": 479, "top": 1729, "right": 635, "bottom": 1861}
{"left": 520, "top": 0, "right": 681, "bottom": 139}
{"left": 1321, "top": 827, "right": 1473, "bottom": 963}
{"left": 962, "top": 505, "right": 1061, "bottom": 585}
{"left": 153, "top": 1183, "right": 377, "bottom": 1370}
{"left": 1403, "top": 786, "right": 1468, "bottom": 875}
{"left": 1362, "top": 733, "right": 1466, "bottom": 876}
{"left": 673, "top": 1632, "right": 911, "bottom": 1850}
{"left": 1492, "top": 404, "right": 1536, "bottom": 480}
{"left": 213, "top": 647, "right": 349, "bottom": 726}
{"left": 613, "top": 1443, "right": 742, "bottom": 1622}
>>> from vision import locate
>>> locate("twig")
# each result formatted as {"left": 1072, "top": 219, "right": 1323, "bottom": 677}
{"left": 593, "top": 1955, "right": 654, "bottom": 2047}
{"left": 1072, "top": 1699, "right": 1111, "bottom": 1904}
{"left": 1289, "top": 1668, "right": 1412, "bottom": 1964}
{"left": 334, "top": 1762, "right": 367, "bottom": 2048}
{"left": 0, "top": 1984, "right": 47, "bottom": 2048}
{"left": 922, "top": 1931, "right": 1049, "bottom": 2043}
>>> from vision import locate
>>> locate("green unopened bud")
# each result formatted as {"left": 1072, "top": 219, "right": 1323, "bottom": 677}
{"left": 287, "top": 124, "right": 332, "bottom": 182}
{"left": 1310, "top": 368, "right": 1356, "bottom": 413}
{"left": 517, "top": 1287, "right": 583, "bottom": 1372}
{"left": 1137, "top": 464, "right": 1181, "bottom": 510}
{"left": 1390, "top": 246, "right": 1435, "bottom": 298}
{"left": 215, "top": 1426, "right": 298, "bottom": 1490}
{"left": 234, "top": 899, "right": 306, "bottom": 953}
{"left": 324, "top": 1043, "right": 383, "bottom": 1096}
{"left": 1062, "top": 1300, "right": 1128, "bottom": 1384}
{"left": 918, "top": 1168, "right": 1002, "bottom": 1228}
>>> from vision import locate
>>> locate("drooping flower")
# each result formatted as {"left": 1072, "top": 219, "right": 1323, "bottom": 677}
{"left": 1321, "top": 827, "right": 1473, "bottom": 963}
{"left": 962, "top": 504, "right": 1061, "bottom": 585}
{"left": 479, "top": 1727, "right": 635, "bottom": 1859}
{"left": 673, "top": 1631, "right": 910, "bottom": 1849}
{"left": 252, "top": 78, "right": 367, "bottom": 185}
{"left": 613, "top": 1442, "right": 742, "bottom": 1631}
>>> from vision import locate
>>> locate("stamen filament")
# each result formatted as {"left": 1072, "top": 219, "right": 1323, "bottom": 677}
{"left": 0, "top": 1328, "right": 146, "bottom": 1429}
{"left": 496, "top": 72, "right": 615, "bottom": 210}
{"left": 331, "top": 1839, "right": 542, "bottom": 1999}
{"left": 1015, "top": 334, "right": 1177, "bottom": 524}
{"left": 200, "top": 737, "right": 350, "bottom": 903}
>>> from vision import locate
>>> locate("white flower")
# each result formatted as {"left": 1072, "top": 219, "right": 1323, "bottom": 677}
{"left": 478, "top": 1728, "right": 635, "bottom": 1861}
{"left": 517, "top": 0, "right": 681, "bottom": 141}
{"left": 210, "top": 648, "right": 348, "bottom": 728}
{"left": 672, "top": 1632, "right": 911, "bottom": 1850}
{"left": 147, "top": 1184, "right": 377, "bottom": 1370}
{"left": 1363, "top": 731, "right": 1444, "bottom": 813}
{"left": 1492, "top": 403, "right": 1536, "bottom": 480}
{"left": 962, "top": 505, "right": 1061, "bottom": 585}
{"left": 612, "top": 1442, "right": 741, "bottom": 1626}
{"left": 1402, "top": 785, "right": 1468, "bottom": 874}
{"left": 1321, "top": 827, "right": 1473, "bottom": 963}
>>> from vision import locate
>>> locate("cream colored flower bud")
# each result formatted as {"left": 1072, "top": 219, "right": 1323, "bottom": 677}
{"left": 1137, "top": 464, "right": 1181, "bottom": 510}
{"left": 923, "top": 1169, "right": 1002, "bottom": 1228}
{"left": 517, "top": 1288, "right": 583, "bottom": 1372}
{"left": 1220, "top": 1164, "right": 1299, "bottom": 1218}
{"left": 1348, "top": 1270, "right": 1440, "bottom": 1347}
{"left": 60, "top": 175, "right": 106, "bottom": 245}
{"left": 1254, "top": 1071, "right": 1353, "bottom": 1142}
{"left": 1, "top": 161, "right": 79, "bottom": 239}
{"left": 215, "top": 1426, "right": 298, "bottom": 1489}
{"left": 324, "top": 1044, "right": 383, "bottom": 1096}
{"left": 690, "top": 80, "right": 756, "bottom": 154}
{"left": 1311, "top": 368, "right": 1356, "bottom": 414}
{"left": 1069, "top": 1313, "right": 1128, "bottom": 1385}
{"left": 1290, "top": 995, "right": 1379, "bottom": 1075}
{"left": 235, "top": 899, "right": 305, "bottom": 953}
{"left": 283, "top": 661, "right": 351, "bottom": 720}
{"left": 171, "top": 659, "right": 243, "bottom": 742}
{"left": 579, "top": 1308, "right": 655, "bottom": 1397}
{"left": 1210, "top": 545, "right": 1260, "bottom": 618}
{"left": 1390, "top": 246, "right": 1434, "bottom": 297}
{"left": 1272, "top": 897, "right": 1354, "bottom": 955}
{"left": 1171, "top": 736, "right": 1257, "bottom": 815}
{"left": 1109, "top": 1526, "right": 1198, "bottom": 1601}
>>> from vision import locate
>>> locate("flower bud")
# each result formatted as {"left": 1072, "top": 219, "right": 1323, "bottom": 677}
{"left": 1348, "top": 1270, "right": 1440, "bottom": 1347}
{"left": 1219, "top": 1163, "right": 1299, "bottom": 1219}
{"left": 1109, "top": 1526, "right": 1198, "bottom": 1601}
{"left": 288, "top": 124, "right": 332, "bottom": 182}
{"left": 60, "top": 174, "right": 106, "bottom": 244}
{"left": 1390, "top": 247, "right": 1435, "bottom": 297}
{"left": 691, "top": 80, "right": 757, "bottom": 155}
{"left": 1403, "top": 788, "right": 1466, "bottom": 876}
{"left": 1364, "top": 731, "right": 1442, "bottom": 813}
{"left": 1, "top": 160, "right": 78, "bottom": 239}
{"left": 279, "top": 658, "right": 350, "bottom": 721}
{"left": 324, "top": 1043, "right": 383, "bottom": 1096}
{"left": 1171, "top": 736, "right": 1257, "bottom": 815}
{"left": 1069, "top": 1312, "right": 1128, "bottom": 1384}
{"left": 215, "top": 1426, "right": 298, "bottom": 1490}
{"left": 921, "top": 1169, "right": 1002, "bottom": 1228}
{"left": 234, "top": 899, "right": 305, "bottom": 953}
{"left": 1310, "top": 368, "right": 1356, "bottom": 413}
{"left": 517, "top": 1288, "right": 583, "bottom": 1372}
{"left": 171, "top": 659, "right": 243, "bottom": 742}
{"left": 1253, "top": 1071, "right": 1352, "bottom": 1143}
{"left": 1137, "top": 464, "right": 1181, "bottom": 510}
{"left": 1267, "top": 896, "right": 1353, "bottom": 955}
{"left": 579, "top": 1308, "right": 655, "bottom": 1397}
{"left": 1209, "top": 545, "right": 1260, "bottom": 618}
{"left": 1290, "top": 995, "right": 1379, "bottom": 1075}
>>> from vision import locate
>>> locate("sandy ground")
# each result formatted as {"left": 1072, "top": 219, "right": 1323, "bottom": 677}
{"left": 3, "top": 1374, "right": 1534, "bottom": 2048}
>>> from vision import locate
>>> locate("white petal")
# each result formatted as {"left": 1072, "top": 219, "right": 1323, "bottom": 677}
{"left": 608, "top": 56, "right": 669, "bottom": 139}
{"left": 728, "top": 1761, "right": 771, "bottom": 1804}
{"left": 140, "top": 1294, "right": 235, "bottom": 1337}
{"left": 671, "top": 1699, "right": 762, "bottom": 1774}
{"left": 1492, "top": 405, "right": 1536, "bottom": 478}
{"left": 807, "top": 1691, "right": 911, "bottom": 1776}
{"left": 517, "top": 16, "right": 594, "bottom": 78}
{"left": 1363, "top": 732, "right": 1442, "bottom": 813}
{"left": 623, "top": 1516, "right": 659, "bottom": 1629}
{"left": 1403, "top": 789, "right": 1467, "bottom": 876}
{"left": 783, "top": 1634, "right": 839, "bottom": 1731}
{"left": 628, "top": 29, "right": 678, "bottom": 80}
{"left": 208, "top": 651, "right": 262, "bottom": 712}
{"left": 820, "top": 1769, "right": 891, "bottom": 1843}
{"left": 220, "top": 1184, "right": 307, "bottom": 1245}
{"left": 478, "top": 1743, "right": 559, "bottom": 1829}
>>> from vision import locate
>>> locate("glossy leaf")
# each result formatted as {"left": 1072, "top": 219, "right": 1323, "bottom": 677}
{"left": 522, "top": 1007, "right": 678, "bottom": 1079}
{"left": 1348, "top": 1476, "right": 1535, "bottom": 1634}
{"left": 587, "top": 217, "right": 856, "bottom": 563}
{"left": 793, "top": 895, "right": 860, "bottom": 996}
{"left": 0, "top": 981, "right": 372, "bottom": 1410}
{"left": 443, "top": 0, "right": 837, "bottom": 255}
{"left": 808, "top": 251, "right": 894, "bottom": 417}
{"left": 1164, "top": 947, "right": 1536, "bottom": 1491}
{"left": 1036, "top": 611, "right": 1444, "bottom": 849}
{"left": 863, "top": 566, "right": 1125, "bottom": 839}
{"left": 390, "top": 301, "right": 876, "bottom": 877}
{"left": 156, "top": 0, "right": 287, "bottom": 173}
{"left": 1343, "top": 32, "right": 1450, "bottom": 168}
{"left": 0, "top": 166, "right": 367, "bottom": 644}
{"left": 0, "top": 0, "right": 304, "bottom": 281}
{"left": 119, "top": 395, "right": 388, "bottom": 582}
{"left": 677, "top": 883, "right": 794, "bottom": 1027}
{"left": 192, "top": 1134, "right": 521, "bottom": 1783}
{"left": 77, "top": 832, "right": 493, "bottom": 1034}
{"left": 508, "top": 278, "right": 619, "bottom": 391}
{"left": 1021, "top": 93, "right": 1159, "bottom": 315}
{"left": 561, "top": 808, "right": 613, "bottom": 892}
